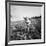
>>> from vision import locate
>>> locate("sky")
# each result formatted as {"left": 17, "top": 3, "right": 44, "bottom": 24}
{"left": 10, "top": 5, "right": 41, "bottom": 22}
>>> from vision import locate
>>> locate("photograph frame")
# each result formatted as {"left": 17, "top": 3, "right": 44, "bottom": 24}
{"left": 5, "top": 0, "right": 45, "bottom": 46}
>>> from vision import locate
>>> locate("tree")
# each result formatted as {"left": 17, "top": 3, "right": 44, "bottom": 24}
{"left": 23, "top": 17, "right": 31, "bottom": 32}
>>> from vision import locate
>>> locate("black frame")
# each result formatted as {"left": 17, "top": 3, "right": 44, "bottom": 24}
{"left": 5, "top": 0, "right": 45, "bottom": 46}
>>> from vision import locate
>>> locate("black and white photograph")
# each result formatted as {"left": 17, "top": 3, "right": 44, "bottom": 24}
{"left": 6, "top": 1, "right": 45, "bottom": 45}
